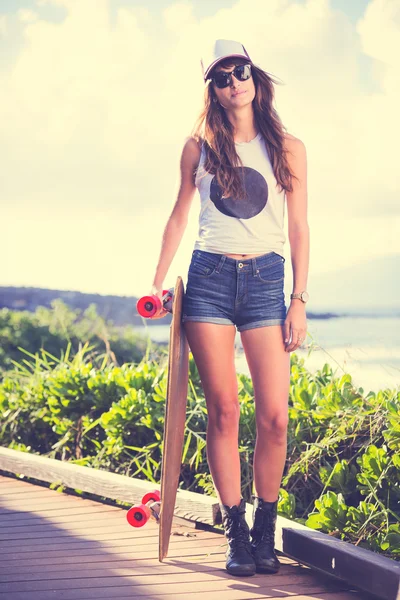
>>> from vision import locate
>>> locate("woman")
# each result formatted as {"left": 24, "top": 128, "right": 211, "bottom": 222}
{"left": 150, "top": 39, "right": 309, "bottom": 577}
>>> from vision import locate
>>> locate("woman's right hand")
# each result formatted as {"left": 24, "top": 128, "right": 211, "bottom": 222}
{"left": 149, "top": 283, "right": 168, "bottom": 319}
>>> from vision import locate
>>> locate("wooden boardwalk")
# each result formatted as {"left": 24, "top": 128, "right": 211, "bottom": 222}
{"left": 0, "top": 474, "right": 370, "bottom": 600}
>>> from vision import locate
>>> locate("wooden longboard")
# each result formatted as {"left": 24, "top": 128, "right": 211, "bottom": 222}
{"left": 159, "top": 276, "right": 189, "bottom": 562}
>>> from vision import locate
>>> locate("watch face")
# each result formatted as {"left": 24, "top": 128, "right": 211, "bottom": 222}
{"left": 302, "top": 291, "right": 309, "bottom": 303}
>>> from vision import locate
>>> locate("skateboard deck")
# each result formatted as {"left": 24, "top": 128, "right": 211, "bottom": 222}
{"left": 159, "top": 275, "right": 189, "bottom": 561}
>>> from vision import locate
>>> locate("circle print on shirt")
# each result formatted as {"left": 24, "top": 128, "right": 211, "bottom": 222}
{"left": 210, "top": 167, "right": 268, "bottom": 219}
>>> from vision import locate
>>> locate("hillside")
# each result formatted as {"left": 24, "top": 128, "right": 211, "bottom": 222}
{"left": 0, "top": 286, "right": 162, "bottom": 328}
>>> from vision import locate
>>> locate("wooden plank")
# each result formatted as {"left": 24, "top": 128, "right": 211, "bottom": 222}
{"left": 0, "top": 529, "right": 220, "bottom": 551}
{"left": 0, "top": 481, "right": 50, "bottom": 489}
{"left": 0, "top": 561, "right": 309, "bottom": 579}
{"left": 0, "top": 523, "right": 196, "bottom": 544}
{"left": 0, "top": 553, "right": 296, "bottom": 573}
{"left": 0, "top": 573, "right": 353, "bottom": 596}
{"left": 0, "top": 566, "right": 347, "bottom": 587}
{"left": 0, "top": 533, "right": 225, "bottom": 558}
{"left": 0, "top": 583, "right": 359, "bottom": 600}
{"left": 0, "top": 521, "right": 144, "bottom": 539}
{"left": 0, "top": 552, "right": 300, "bottom": 571}
{"left": 0, "top": 487, "right": 52, "bottom": 496}
{"left": 0, "top": 494, "right": 117, "bottom": 512}
{"left": 0, "top": 511, "right": 128, "bottom": 528}
{"left": 281, "top": 526, "right": 400, "bottom": 600}
{"left": 0, "top": 503, "right": 121, "bottom": 517}
{"left": 0, "top": 505, "right": 122, "bottom": 526}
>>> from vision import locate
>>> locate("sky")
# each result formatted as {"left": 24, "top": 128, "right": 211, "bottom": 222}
{"left": 0, "top": 0, "right": 399, "bottom": 300}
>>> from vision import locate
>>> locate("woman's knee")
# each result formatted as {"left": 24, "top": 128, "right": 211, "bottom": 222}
{"left": 256, "top": 412, "right": 288, "bottom": 442}
{"left": 207, "top": 396, "right": 240, "bottom": 433}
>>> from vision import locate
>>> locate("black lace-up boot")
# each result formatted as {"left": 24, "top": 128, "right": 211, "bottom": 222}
{"left": 249, "top": 495, "right": 281, "bottom": 573}
{"left": 219, "top": 497, "right": 256, "bottom": 576}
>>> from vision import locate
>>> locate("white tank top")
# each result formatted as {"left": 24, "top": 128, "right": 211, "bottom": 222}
{"left": 193, "top": 132, "right": 286, "bottom": 257}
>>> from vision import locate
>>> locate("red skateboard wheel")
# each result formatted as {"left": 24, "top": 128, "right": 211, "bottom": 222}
{"left": 127, "top": 489, "right": 161, "bottom": 528}
{"left": 136, "top": 290, "right": 169, "bottom": 318}
{"left": 127, "top": 504, "right": 151, "bottom": 527}
{"left": 142, "top": 490, "right": 161, "bottom": 504}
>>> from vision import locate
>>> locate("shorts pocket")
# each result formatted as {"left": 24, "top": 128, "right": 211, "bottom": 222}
{"left": 255, "top": 257, "right": 284, "bottom": 283}
{"left": 189, "top": 259, "right": 218, "bottom": 278}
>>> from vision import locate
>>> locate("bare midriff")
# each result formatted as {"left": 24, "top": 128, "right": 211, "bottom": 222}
{"left": 223, "top": 252, "right": 266, "bottom": 259}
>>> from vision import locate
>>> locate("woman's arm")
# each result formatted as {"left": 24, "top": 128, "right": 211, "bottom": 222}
{"left": 151, "top": 137, "right": 201, "bottom": 290}
{"left": 283, "top": 134, "right": 310, "bottom": 352}
{"left": 285, "top": 135, "right": 310, "bottom": 302}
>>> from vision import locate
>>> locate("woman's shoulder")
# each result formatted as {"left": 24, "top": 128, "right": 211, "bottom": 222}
{"left": 183, "top": 136, "right": 203, "bottom": 154}
{"left": 283, "top": 132, "right": 305, "bottom": 153}
{"left": 181, "top": 136, "right": 203, "bottom": 167}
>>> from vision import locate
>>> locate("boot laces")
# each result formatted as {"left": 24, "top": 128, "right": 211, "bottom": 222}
{"left": 253, "top": 510, "right": 275, "bottom": 546}
{"left": 225, "top": 515, "right": 251, "bottom": 550}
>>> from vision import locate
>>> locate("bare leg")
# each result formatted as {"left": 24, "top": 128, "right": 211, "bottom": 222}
{"left": 240, "top": 325, "right": 290, "bottom": 501}
{"left": 183, "top": 321, "right": 241, "bottom": 507}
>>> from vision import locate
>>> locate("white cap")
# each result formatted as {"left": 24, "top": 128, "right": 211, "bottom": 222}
{"left": 201, "top": 39, "right": 252, "bottom": 81}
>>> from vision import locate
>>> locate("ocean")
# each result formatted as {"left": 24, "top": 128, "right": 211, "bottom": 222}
{"left": 135, "top": 316, "right": 400, "bottom": 394}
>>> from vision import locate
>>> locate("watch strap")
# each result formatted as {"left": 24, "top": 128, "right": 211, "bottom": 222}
{"left": 290, "top": 291, "right": 308, "bottom": 303}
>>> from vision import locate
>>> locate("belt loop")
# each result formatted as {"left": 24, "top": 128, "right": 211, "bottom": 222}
{"left": 215, "top": 254, "right": 226, "bottom": 273}
{"left": 251, "top": 257, "right": 257, "bottom": 277}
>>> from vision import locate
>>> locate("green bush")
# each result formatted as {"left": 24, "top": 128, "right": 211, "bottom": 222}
{"left": 0, "top": 301, "right": 151, "bottom": 374}
{"left": 282, "top": 358, "right": 400, "bottom": 557}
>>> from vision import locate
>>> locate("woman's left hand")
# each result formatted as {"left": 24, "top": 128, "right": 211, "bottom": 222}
{"left": 283, "top": 302, "right": 307, "bottom": 353}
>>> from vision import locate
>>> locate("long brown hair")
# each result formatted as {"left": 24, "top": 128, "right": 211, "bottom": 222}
{"left": 191, "top": 57, "right": 297, "bottom": 200}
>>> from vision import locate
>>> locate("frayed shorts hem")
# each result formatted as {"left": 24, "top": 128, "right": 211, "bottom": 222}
{"left": 182, "top": 316, "right": 234, "bottom": 326}
{"left": 237, "top": 319, "right": 286, "bottom": 332}
{"left": 181, "top": 316, "right": 286, "bottom": 331}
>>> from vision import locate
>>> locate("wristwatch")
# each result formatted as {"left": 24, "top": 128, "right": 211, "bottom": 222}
{"left": 290, "top": 291, "right": 309, "bottom": 304}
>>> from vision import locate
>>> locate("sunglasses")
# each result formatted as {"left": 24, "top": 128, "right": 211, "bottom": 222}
{"left": 209, "top": 63, "right": 252, "bottom": 89}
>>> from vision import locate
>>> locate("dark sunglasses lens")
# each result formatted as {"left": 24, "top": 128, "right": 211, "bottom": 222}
{"left": 212, "top": 64, "right": 251, "bottom": 88}
{"left": 235, "top": 64, "right": 251, "bottom": 81}
{"left": 214, "top": 73, "right": 231, "bottom": 88}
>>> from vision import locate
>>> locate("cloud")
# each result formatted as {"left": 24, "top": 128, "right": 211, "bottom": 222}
{"left": 17, "top": 9, "right": 39, "bottom": 23}
{"left": 0, "top": 0, "right": 398, "bottom": 296}
{"left": 357, "top": 0, "right": 400, "bottom": 67}
{"left": 0, "top": 15, "right": 7, "bottom": 35}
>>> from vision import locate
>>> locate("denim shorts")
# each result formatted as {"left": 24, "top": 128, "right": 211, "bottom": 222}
{"left": 182, "top": 249, "right": 287, "bottom": 332}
